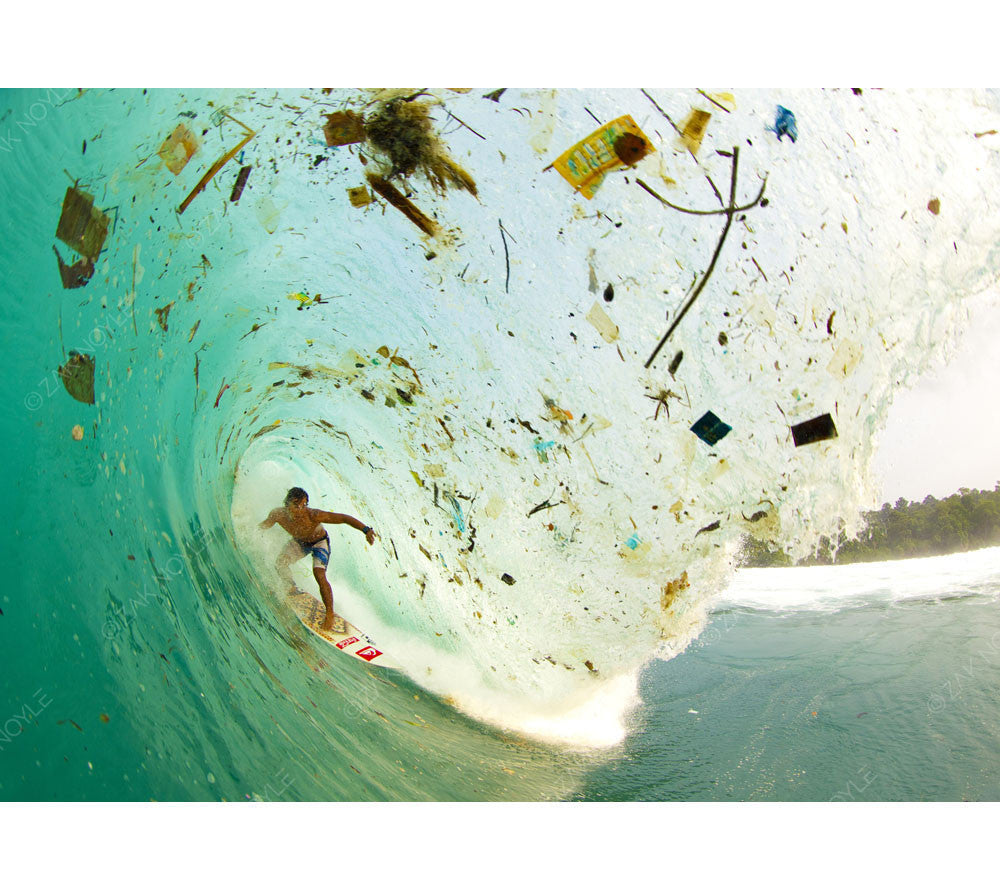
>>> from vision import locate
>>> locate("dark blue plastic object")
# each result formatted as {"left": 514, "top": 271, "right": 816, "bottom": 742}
{"left": 690, "top": 411, "right": 732, "bottom": 446}
{"left": 771, "top": 105, "right": 798, "bottom": 142}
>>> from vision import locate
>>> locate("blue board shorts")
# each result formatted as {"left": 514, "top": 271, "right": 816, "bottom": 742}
{"left": 283, "top": 532, "right": 331, "bottom": 569}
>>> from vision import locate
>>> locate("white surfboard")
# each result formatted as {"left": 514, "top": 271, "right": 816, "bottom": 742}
{"left": 286, "top": 588, "right": 401, "bottom": 670}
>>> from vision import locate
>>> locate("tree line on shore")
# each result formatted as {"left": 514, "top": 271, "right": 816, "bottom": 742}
{"left": 740, "top": 483, "right": 1000, "bottom": 567}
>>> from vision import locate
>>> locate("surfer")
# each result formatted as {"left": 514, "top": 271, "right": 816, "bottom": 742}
{"left": 259, "top": 487, "right": 376, "bottom": 633}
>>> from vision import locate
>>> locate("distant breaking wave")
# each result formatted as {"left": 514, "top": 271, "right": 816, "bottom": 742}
{"left": 717, "top": 546, "right": 1000, "bottom": 614}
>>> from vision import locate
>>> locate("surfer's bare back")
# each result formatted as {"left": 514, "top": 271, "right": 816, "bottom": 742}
{"left": 259, "top": 486, "right": 375, "bottom": 633}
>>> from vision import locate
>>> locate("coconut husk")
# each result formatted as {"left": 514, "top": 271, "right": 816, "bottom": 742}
{"left": 364, "top": 99, "right": 476, "bottom": 197}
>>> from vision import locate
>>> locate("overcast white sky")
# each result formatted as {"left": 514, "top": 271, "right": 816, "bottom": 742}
{"left": 874, "top": 290, "right": 1000, "bottom": 503}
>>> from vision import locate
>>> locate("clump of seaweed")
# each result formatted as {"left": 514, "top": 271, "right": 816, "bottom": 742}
{"left": 364, "top": 99, "right": 477, "bottom": 197}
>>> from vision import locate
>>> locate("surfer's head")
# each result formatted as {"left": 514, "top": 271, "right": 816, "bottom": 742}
{"left": 284, "top": 487, "right": 308, "bottom": 510}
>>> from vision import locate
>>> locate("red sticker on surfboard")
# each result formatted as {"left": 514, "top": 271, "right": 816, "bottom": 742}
{"left": 336, "top": 636, "right": 359, "bottom": 650}
{"left": 356, "top": 646, "right": 382, "bottom": 662}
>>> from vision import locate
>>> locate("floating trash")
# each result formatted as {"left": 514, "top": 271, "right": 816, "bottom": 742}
{"left": 690, "top": 410, "right": 732, "bottom": 445}
{"left": 586, "top": 301, "right": 619, "bottom": 343}
{"left": 157, "top": 123, "right": 199, "bottom": 174}
{"left": 532, "top": 437, "right": 557, "bottom": 463}
{"left": 58, "top": 351, "right": 95, "bottom": 405}
{"left": 347, "top": 185, "right": 372, "bottom": 207}
{"left": 230, "top": 165, "right": 252, "bottom": 203}
{"left": 366, "top": 173, "right": 437, "bottom": 236}
{"left": 178, "top": 115, "right": 255, "bottom": 214}
{"left": 323, "top": 110, "right": 365, "bottom": 147}
{"left": 679, "top": 108, "right": 712, "bottom": 155}
{"left": 791, "top": 413, "right": 838, "bottom": 446}
{"left": 52, "top": 244, "right": 94, "bottom": 289}
{"left": 552, "top": 114, "right": 653, "bottom": 199}
{"left": 56, "top": 187, "right": 109, "bottom": 262}
{"left": 364, "top": 99, "right": 476, "bottom": 196}
{"left": 770, "top": 105, "right": 798, "bottom": 143}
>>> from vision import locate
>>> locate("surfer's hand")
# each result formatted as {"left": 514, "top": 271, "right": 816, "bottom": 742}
{"left": 365, "top": 528, "right": 375, "bottom": 545}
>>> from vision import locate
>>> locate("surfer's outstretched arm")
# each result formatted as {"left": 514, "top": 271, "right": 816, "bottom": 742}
{"left": 258, "top": 509, "right": 279, "bottom": 530}
{"left": 314, "top": 510, "right": 376, "bottom": 545}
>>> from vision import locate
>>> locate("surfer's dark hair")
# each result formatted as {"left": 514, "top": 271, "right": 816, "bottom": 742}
{"left": 285, "top": 487, "right": 308, "bottom": 504}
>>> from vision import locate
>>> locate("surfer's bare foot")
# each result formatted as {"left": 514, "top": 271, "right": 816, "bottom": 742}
{"left": 321, "top": 612, "right": 346, "bottom": 634}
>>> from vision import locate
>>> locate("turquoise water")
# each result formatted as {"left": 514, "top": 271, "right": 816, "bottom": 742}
{"left": 4, "top": 87, "right": 1000, "bottom": 801}
{"left": 5, "top": 542, "right": 999, "bottom": 801}
{"left": 578, "top": 563, "right": 1000, "bottom": 801}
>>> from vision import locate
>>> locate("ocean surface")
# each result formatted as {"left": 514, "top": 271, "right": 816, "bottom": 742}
{"left": 577, "top": 546, "right": 1000, "bottom": 801}
{"left": 4, "top": 544, "right": 999, "bottom": 801}
{"left": 3, "top": 87, "right": 1000, "bottom": 802}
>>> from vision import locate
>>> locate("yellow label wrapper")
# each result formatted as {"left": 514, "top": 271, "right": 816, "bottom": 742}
{"left": 552, "top": 114, "right": 653, "bottom": 200}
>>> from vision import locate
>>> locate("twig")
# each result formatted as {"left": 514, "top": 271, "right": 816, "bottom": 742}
{"left": 705, "top": 175, "right": 725, "bottom": 207}
{"left": 584, "top": 107, "right": 602, "bottom": 125}
{"left": 640, "top": 89, "right": 681, "bottom": 136}
{"left": 527, "top": 496, "right": 563, "bottom": 517}
{"left": 498, "top": 218, "right": 510, "bottom": 294}
{"left": 130, "top": 249, "right": 138, "bottom": 335}
{"left": 697, "top": 89, "right": 731, "bottom": 113}
{"left": 636, "top": 176, "right": 767, "bottom": 216}
{"left": 752, "top": 256, "right": 768, "bottom": 282}
{"left": 446, "top": 110, "right": 486, "bottom": 140}
{"left": 214, "top": 379, "right": 230, "bottom": 408}
{"left": 498, "top": 221, "right": 517, "bottom": 244}
{"left": 437, "top": 417, "right": 454, "bottom": 442}
{"left": 646, "top": 146, "right": 769, "bottom": 369}
{"left": 193, "top": 353, "right": 200, "bottom": 412}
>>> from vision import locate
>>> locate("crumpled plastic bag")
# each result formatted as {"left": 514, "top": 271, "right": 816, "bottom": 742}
{"left": 769, "top": 105, "right": 798, "bottom": 143}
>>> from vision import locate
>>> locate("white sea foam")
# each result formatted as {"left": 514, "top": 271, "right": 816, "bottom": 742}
{"left": 716, "top": 546, "right": 1000, "bottom": 613}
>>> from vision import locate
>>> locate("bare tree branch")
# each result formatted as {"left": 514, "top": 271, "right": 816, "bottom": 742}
{"left": 644, "top": 146, "right": 769, "bottom": 369}
{"left": 637, "top": 176, "right": 767, "bottom": 216}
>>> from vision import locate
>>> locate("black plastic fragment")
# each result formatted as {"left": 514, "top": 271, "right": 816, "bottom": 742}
{"left": 791, "top": 413, "right": 838, "bottom": 446}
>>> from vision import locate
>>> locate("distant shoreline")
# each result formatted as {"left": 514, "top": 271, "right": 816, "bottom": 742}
{"left": 740, "top": 484, "right": 1000, "bottom": 568}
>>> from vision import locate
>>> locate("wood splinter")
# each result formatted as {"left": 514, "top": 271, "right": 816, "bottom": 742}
{"left": 366, "top": 174, "right": 437, "bottom": 236}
